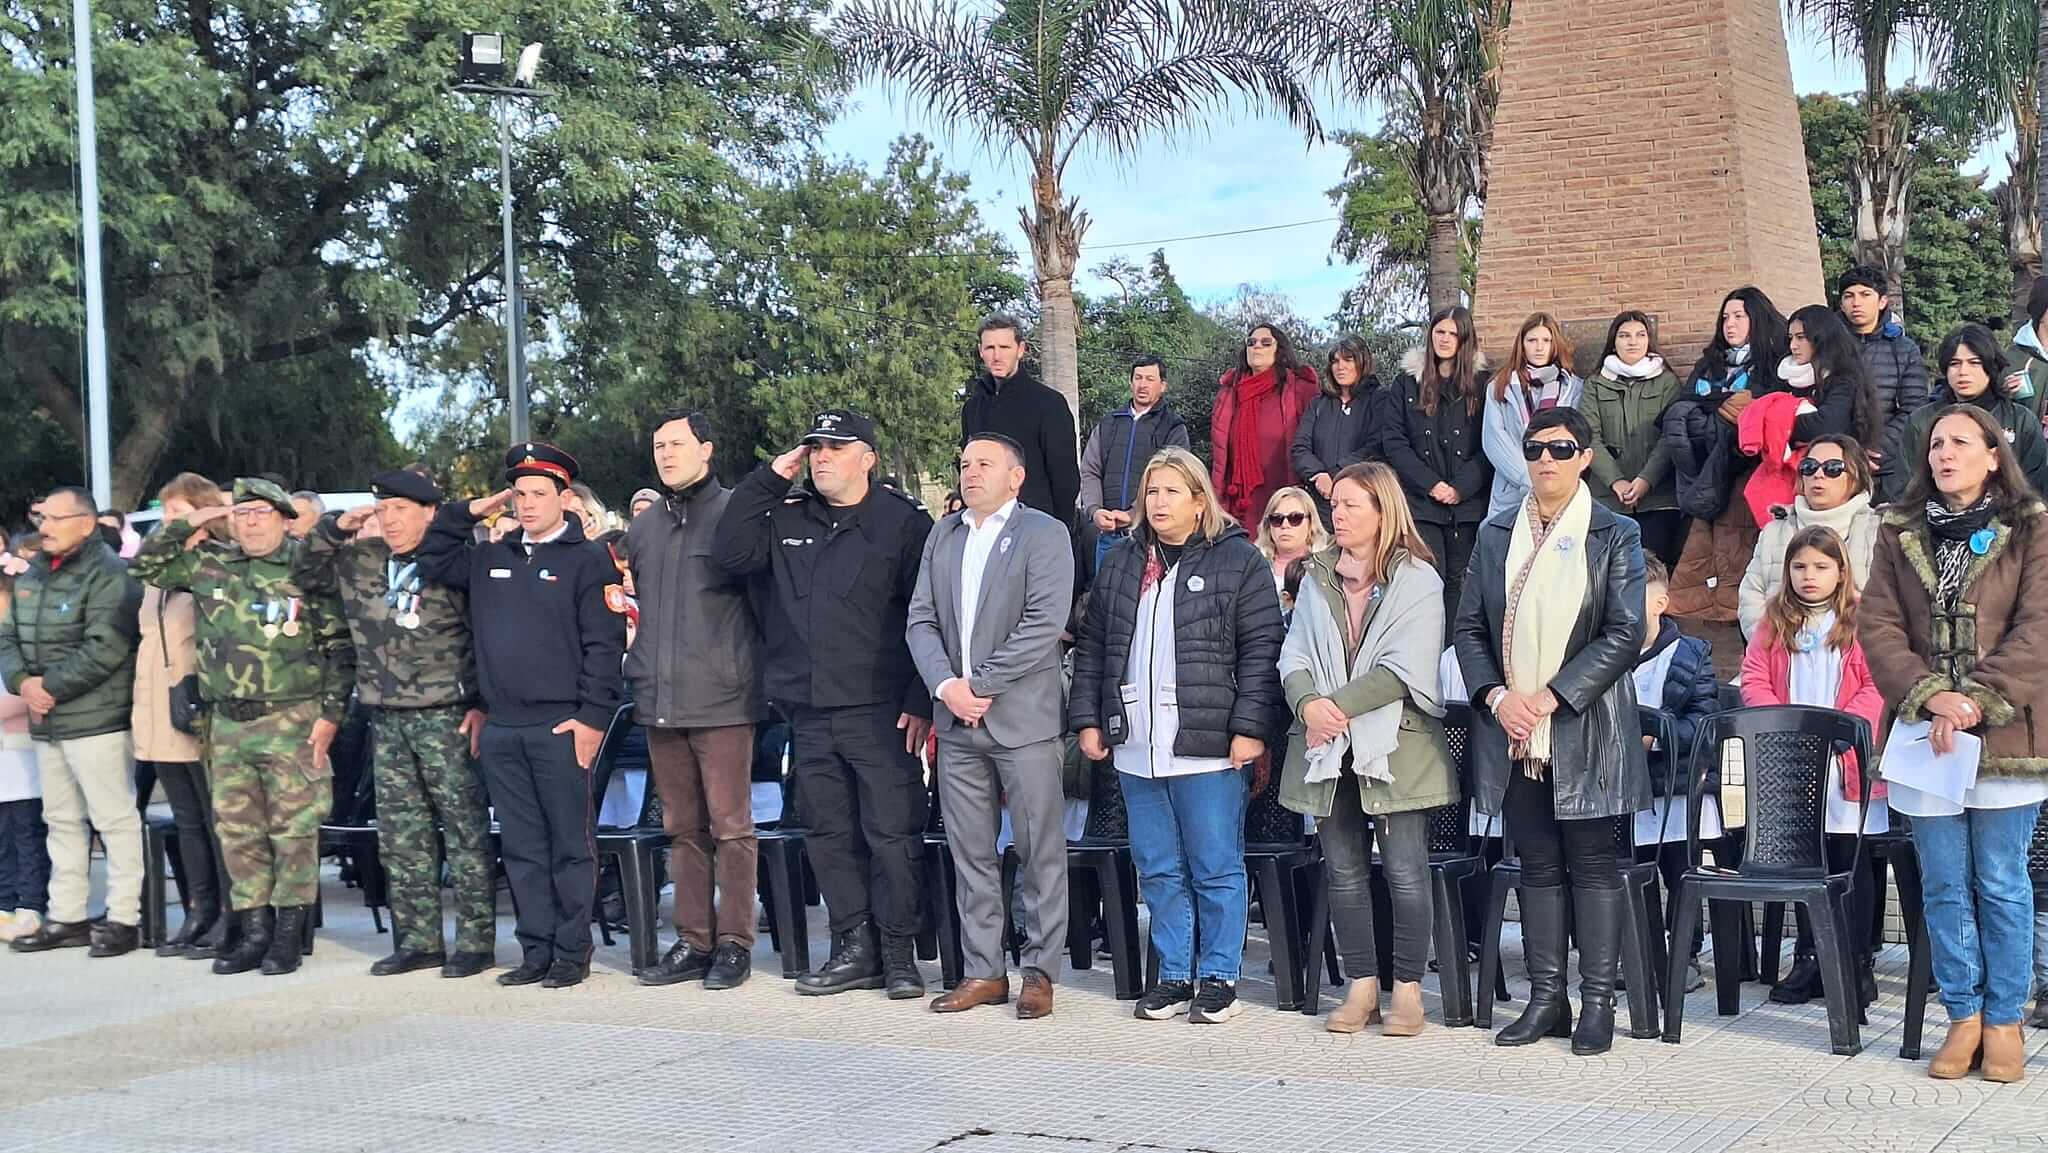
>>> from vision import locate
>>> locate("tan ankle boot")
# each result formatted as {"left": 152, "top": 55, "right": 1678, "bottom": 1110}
{"left": 1930, "top": 1014, "right": 1983, "bottom": 1079}
{"left": 1982, "top": 1022, "right": 2027, "bottom": 1083}
{"left": 1383, "top": 980, "right": 1426, "bottom": 1036}
{"left": 1326, "top": 976, "right": 1381, "bottom": 1033}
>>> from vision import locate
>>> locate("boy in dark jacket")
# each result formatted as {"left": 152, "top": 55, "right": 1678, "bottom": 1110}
{"left": 1836, "top": 265, "right": 1928, "bottom": 494}
{"left": 1630, "top": 557, "right": 1720, "bottom": 992}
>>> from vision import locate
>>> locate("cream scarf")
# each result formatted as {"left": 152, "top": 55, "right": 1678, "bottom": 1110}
{"left": 1502, "top": 482, "right": 1594, "bottom": 770}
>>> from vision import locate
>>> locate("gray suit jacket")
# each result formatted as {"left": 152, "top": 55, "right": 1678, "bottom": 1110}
{"left": 906, "top": 502, "right": 1075, "bottom": 747}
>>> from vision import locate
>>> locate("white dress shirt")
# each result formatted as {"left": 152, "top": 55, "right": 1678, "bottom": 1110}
{"left": 956, "top": 499, "right": 1017, "bottom": 678}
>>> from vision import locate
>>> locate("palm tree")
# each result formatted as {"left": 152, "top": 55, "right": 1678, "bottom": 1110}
{"left": 1926, "top": 0, "right": 2037, "bottom": 318}
{"left": 1792, "top": 0, "right": 1936, "bottom": 321}
{"left": 1306, "top": 0, "right": 1509, "bottom": 314}
{"left": 827, "top": 0, "right": 1320, "bottom": 421}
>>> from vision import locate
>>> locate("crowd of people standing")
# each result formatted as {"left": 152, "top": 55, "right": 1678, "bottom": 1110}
{"left": 2, "top": 280, "right": 2047, "bottom": 1079}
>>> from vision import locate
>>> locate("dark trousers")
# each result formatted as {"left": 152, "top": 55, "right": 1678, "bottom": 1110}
{"left": 1504, "top": 770, "right": 1620, "bottom": 890}
{"left": 790, "top": 703, "right": 928, "bottom": 939}
{"left": 1319, "top": 775, "right": 1431, "bottom": 982}
{"left": 478, "top": 720, "right": 595, "bottom": 967}
{"left": 1634, "top": 509, "right": 1687, "bottom": 571}
{"left": 646, "top": 724, "right": 759, "bottom": 949}
{"left": 150, "top": 760, "right": 227, "bottom": 917}
{"left": 1417, "top": 520, "right": 1478, "bottom": 633}
{"left": 0, "top": 798, "right": 50, "bottom": 913}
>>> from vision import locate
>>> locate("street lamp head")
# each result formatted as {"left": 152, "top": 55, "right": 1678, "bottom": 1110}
{"left": 461, "top": 32, "right": 506, "bottom": 82}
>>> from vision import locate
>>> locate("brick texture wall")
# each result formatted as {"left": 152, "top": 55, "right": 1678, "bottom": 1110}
{"left": 1472, "top": 0, "right": 1825, "bottom": 373}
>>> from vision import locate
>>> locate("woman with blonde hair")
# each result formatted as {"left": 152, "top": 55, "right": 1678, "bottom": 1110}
{"left": 1279, "top": 462, "right": 1455, "bottom": 1035}
{"left": 1483, "top": 312, "right": 1584, "bottom": 520}
{"left": 1072, "top": 446, "right": 1285, "bottom": 1025}
{"left": 1255, "top": 486, "right": 1329, "bottom": 595}
{"left": 135, "top": 472, "right": 234, "bottom": 959}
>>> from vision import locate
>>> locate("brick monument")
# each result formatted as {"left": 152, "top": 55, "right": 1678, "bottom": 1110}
{"left": 1472, "top": 0, "right": 1825, "bottom": 369}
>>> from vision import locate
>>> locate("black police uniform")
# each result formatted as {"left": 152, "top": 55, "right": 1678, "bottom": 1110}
{"left": 711, "top": 426, "right": 934, "bottom": 975}
{"left": 415, "top": 443, "right": 626, "bottom": 986}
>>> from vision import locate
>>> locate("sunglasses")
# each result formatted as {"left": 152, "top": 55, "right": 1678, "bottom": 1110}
{"left": 1798, "top": 458, "right": 1850, "bottom": 479}
{"left": 1521, "top": 440, "right": 1584, "bottom": 462}
{"left": 1266, "top": 512, "right": 1309, "bottom": 528}
{"left": 1246, "top": 337, "right": 1277, "bottom": 349}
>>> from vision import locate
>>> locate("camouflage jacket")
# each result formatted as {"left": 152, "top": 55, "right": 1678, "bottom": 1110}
{"left": 294, "top": 512, "right": 476, "bottom": 710}
{"left": 133, "top": 519, "right": 354, "bottom": 722}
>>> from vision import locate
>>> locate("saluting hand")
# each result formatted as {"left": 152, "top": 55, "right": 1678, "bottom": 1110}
{"left": 469, "top": 489, "right": 515, "bottom": 519}
{"left": 335, "top": 506, "right": 374, "bottom": 534}
{"left": 771, "top": 444, "right": 812, "bottom": 481}
{"left": 554, "top": 718, "right": 603, "bottom": 769}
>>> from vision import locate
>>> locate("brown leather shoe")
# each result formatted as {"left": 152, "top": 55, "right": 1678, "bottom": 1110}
{"left": 930, "top": 977, "right": 1010, "bottom": 1013}
{"left": 1983, "top": 1022, "right": 2027, "bottom": 1083}
{"left": 1930, "top": 1014, "right": 1983, "bottom": 1079}
{"left": 1016, "top": 967, "right": 1054, "bottom": 1020}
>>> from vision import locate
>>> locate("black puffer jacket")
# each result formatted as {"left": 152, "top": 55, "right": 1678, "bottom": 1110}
{"left": 1380, "top": 355, "right": 1491, "bottom": 527}
{"left": 1662, "top": 397, "right": 1737, "bottom": 520}
{"left": 1070, "top": 523, "right": 1284, "bottom": 757}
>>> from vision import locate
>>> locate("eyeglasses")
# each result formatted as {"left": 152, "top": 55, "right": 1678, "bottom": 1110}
{"left": 1521, "top": 440, "right": 1584, "bottom": 462}
{"left": 1245, "top": 337, "right": 1276, "bottom": 349}
{"left": 230, "top": 507, "right": 280, "bottom": 522}
{"left": 1798, "top": 458, "right": 1850, "bottom": 478}
{"left": 1266, "top": 512, "right": 1309, "bottom": 528}
{"left": 27, "top": 510, "right": 92, "bottom": 527}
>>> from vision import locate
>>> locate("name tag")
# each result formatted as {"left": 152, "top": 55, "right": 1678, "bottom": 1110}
{"left": 489, "top": 568, "right": 513, "bottom": 580}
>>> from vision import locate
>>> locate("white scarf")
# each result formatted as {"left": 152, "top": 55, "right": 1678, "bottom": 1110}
{"left": 1503, "top": 483, "right": 1594, "bottom": 768}
{"left": 1279, "top": 553, "right": 1446, "bottom": 786}
{"left": 1778, "top": 356, "right": 1816, "bottom": 391}
{"left": 1604, "top": 354, "right": 1666, "bottom": 380}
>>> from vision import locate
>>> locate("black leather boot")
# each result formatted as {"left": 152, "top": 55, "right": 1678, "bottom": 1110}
{"left": 158, "top": 898, "right": 217, "bottom": 957}
{"left": 881, "top": 933, "right": 925, "bottom": 1001}
{"left": 1771, "top": 952, "right": 1823, "bottom": 1004}
{"left": 185, "top": 908, "right": 234, "bottom": 960}
{"left": 1496, "top": 885, "right": 1572, "bottom": 1046}
{"left": 213, "top": 908, "right": 273, "bottom": 975}
{"left": 261, "top": 906, "right": 309, "bottom": 975}
{"left": 795, "top": 920, "right": 884, "bottom": 996}
{"left": 1570, "top": 886, "right": 1624, "bottom": 1056}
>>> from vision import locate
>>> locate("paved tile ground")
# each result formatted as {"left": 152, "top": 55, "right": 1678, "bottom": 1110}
{"left": 4, "top": 866, "right": 2046, "bottom": 1153}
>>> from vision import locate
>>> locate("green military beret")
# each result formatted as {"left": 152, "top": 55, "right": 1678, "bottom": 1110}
{"left": 231, "top": 477, "right": 298, "bottom": 517}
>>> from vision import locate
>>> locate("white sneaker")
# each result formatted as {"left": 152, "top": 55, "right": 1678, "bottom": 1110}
{"left": 0, "top": 908, "right": 39, "bottom": 942}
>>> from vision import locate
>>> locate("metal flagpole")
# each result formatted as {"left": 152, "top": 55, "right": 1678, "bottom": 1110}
{"left": 499, "top": 95, "right": 527, "bottom": 444}
{"left": 73, "top": 0, "right": 112, "bottom": 507}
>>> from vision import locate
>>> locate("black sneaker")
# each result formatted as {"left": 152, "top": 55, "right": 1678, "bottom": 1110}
{"left": 1189, "top": 979, "right": 1243, "bottom": 1024}
{"left": 1134, "top": 979, "right": 1195, "bottom": 1021}
{"left": 638, "top": 940, "right": 713, "bottom": 987}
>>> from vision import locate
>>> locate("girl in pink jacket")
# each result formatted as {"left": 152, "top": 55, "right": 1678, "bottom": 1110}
{"left": 1739, "top": 524, "right": 1885, "bottom": 1008}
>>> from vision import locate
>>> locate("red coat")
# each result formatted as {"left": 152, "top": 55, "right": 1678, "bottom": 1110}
{"left": 1739, "top": 630, "right": 1886, "bottom": 800}
{"left": 1211, "top": 365, "right": 1319, "bottom": 526}
{"left": 1737, "top": 390, "right": 1812, "bottom": 527}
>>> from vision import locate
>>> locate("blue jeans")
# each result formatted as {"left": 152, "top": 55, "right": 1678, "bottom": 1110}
{"left": 1120, "top": 768, "right": 1249, "bottom": 983}
{"left": 1911, "top": 802, "right": 2042, "bottom": 1026}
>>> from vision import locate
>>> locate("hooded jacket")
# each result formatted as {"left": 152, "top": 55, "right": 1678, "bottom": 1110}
{"left": 1888, "top": 385, "right": 2048, "bottom": 505}
{"left": 1633, "top": 616, "right": 1720, "bottom": 798}
{"left": 1737, "top": 491, "right": 1880, "bottom": 641}
{"left": 1582, "top": 364, "right": 1682, "bottom": 514}
{"left": 1381, "top": 347, "right": 1493, "bottom": 527}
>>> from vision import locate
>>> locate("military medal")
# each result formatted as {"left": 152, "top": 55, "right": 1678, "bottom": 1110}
{"left": 280, "top": 598, "right": 301, "bottom": 638}
{"left": 387, "top": 560, "right": 422, "bottom": 629}
{"left": 260, "top": 599, "right": 280, "bottom": 639}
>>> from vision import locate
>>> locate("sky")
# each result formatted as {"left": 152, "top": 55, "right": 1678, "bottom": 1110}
{"left": 816, "top": 20, "right": 1995, "bottom": 325}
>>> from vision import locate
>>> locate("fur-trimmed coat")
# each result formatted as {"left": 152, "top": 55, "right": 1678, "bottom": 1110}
{"left": 1860, "top": 501, "right": 2048, "bottom": 778}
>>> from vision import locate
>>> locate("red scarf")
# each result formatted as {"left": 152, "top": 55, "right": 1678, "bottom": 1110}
{"left": 1225, "top": 367, "right": 1279, "bottom": 511}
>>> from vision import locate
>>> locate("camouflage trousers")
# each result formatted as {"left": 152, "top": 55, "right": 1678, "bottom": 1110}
{"left": 205, "top": 700, "right": 330, "bottom": 910}
{"left": 373, "top": 705, "right": 496, "bottom": 954}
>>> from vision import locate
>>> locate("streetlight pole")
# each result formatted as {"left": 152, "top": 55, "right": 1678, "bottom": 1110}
{"left": 497, "top": 95, "right": 526, "bottom": 444}
{"left": 73, "top": 0, "right": 111, "bottom": 508}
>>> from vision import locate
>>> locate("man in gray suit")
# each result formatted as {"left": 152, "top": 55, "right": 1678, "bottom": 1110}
{"left": 907, "top": 433, "right": 1076, "bottom": 1018}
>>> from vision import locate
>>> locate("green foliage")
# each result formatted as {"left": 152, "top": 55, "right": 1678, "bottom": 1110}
{"left": 1800, "top": 91, "right": 2010, "bottom": 350}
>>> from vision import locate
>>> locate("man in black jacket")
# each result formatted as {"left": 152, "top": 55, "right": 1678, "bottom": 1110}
{"left": 1837, "top": 264, "right": 1928, "bottom": 491}
{"left": 623, "top": 410, "right": 760, "bottom": 990}
{"left": 1079, "top": 356, "right": 1190, "bottom": 575}
{"left": 961, "top": 314, "right": 1080, "bottom": 527}
{"left": 713, "top": 409, "right": 935, "bottom": 999}
{"left": 416, "top": 443, "right": 627, "bottom": 990}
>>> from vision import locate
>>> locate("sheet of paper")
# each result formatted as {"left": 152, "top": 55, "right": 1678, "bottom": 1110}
{"left": 1880, "top": 719, "right": 1982, "bottom": 806}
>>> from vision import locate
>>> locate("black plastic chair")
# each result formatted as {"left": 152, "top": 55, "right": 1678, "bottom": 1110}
{"left": 315, "top": 716, "right": 388, "bottom": 941}
{"left": 1244, "top": 768, "right": 1319, "bottom": 1011}
{"left": 1474, "top": 707, "right": 1673, "bottom": 1039}
{"left": 1066, "top": 761, "right": 1143, "bottom": 999}
{"left": 923, "top": 768, "right": 967, "bottom": 990}
{"left": 584, "top": 703, "right": 667, "bottom": 971}
{"left": 1662, "top": 705, "right": 1872, "bottom": 1056}
{"left": 141, "top": 811, "right": 181, "bottom": 948}
{"left": 1301, "top": 702, "right": 1485, "bottom": 1024}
